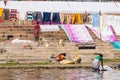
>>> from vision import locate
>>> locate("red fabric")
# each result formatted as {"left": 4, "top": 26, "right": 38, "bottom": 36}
{"left": 32, "top": 20, "right": 36, "bottom": 25}
{"left": 23, "top": 45, "right": 27, "bottom": 48}
{"left": 34, "top": 24, "right": 39, "bottom": 37}
{"left": 35, "top": 25, "right": 39, "bottom": 30}
{"left": 0, "top": 20, "right": 4, "bottom": 23}
{"left": 55, "top": 53, "right": 66, "bottom": 61}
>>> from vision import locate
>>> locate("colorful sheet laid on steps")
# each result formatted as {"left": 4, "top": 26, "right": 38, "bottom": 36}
{"left": 110, "top": 42, "right": 120, "bottom": 50}
{"left": 86, "top": 25, "right": 117, "bottom": 42}
{"left": 60, "top": 25, "right": 71, "bottom": 42}
{"left": 100, "top": 14, "right": 120, "bottom": 36}
{"left": 40, "top": 25, "right": 60, "bottom": 32}
{"left": 108, "top": 15, "right": 120, "bottom": 36}
{"left": 60, "top": 25, "right": 93, "bottom": 42}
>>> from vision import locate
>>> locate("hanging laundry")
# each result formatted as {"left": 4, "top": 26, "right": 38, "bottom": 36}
{"left": 33, "top": 11, "right": 42, "bottom": 24}
{"left": 100, "top": 14, "right": 109, "bottom": 29}
{"left": 0, "top": 8, "right": 2, "bottom": 17}
{"left": 16, "top": 12, "right": 20, "bottom": 19}
{"left": 42, "top": 12, "right": 51, "bottom": 24}
{"left": 86, "top": 25, "right": 117, "bottom": 42}
{"left": 75, "top": 14, "right": 82, "bottom": 24}
{"left": 108, "top": 15, "right": 120, "bottom": 36}
{"left": 99, "top": 14, "right": 118, "bottom": 42}
{"left": 91, "top": 13, "right": 99, "bottom": 27}
{"left": 71, "top": 13, "right": 82, "bottom": 24}
{"left": 82, "top": 12, "right": 89, "bottom": 23}
{"left": 71, "top": 14, "right": 76, "bottom": 24}
{"left": 9, "top": 9, "right": 17, "bottom": 19}
{"left": 4, "top": 0, "right": 8, "bottom": 6}
{"left": 60, "top": 13, "right": 71, "bottom": 24}
{"left": 26, "top": 11, "right": 33, "bottom": 21}
{"left": 3, "top": 8, "right": 10, "bottom": 20}
{"left": 51, "top": 13, "right": 60, "bottom": 24}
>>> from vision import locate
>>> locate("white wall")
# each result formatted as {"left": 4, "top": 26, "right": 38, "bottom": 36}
{"left": 0, "top": 1, "right": 120, "bottom": 19}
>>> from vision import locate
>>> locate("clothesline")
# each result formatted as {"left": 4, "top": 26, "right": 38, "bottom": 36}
{"left": 0, "top": 1, "right": 120, "bottom": 13}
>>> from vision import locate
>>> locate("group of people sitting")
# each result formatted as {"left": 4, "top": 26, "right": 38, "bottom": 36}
{"left": 49, "top": 53, "right": 81, "bottom": 64}
{"left": 50, "top": 52, "right": 110, "bottom": 73}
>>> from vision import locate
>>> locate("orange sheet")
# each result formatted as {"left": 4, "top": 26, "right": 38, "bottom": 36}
{"left": 0, "top": 8, "right": 3, "bottom": 17}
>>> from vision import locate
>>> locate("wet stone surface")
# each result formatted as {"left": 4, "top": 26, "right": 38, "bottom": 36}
{"left": 0, "top": 68, "right": 120, "bottom": 80}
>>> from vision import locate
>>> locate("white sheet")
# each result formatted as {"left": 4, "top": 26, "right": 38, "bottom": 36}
{"left": 40, "top": 25, "right": 60, "bottom": 32}
{"left": 11, "top": 38, "right": 32, "bottom": 44}
{"left": 108, "top": 15, "right": 120, "bottom": 35}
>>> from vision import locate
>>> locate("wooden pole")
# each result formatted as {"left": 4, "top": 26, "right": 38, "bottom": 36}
{"left": 4, "top": 0, "right": 8, "bottom": 6}
{"left": 99, "top": 11, "right": 102, "bottom": 40}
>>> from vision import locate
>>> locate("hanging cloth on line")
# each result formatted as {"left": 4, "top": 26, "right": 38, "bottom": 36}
{"left": 9, "top": 9, "right": 17, "bottom": 19}
{"left": 83, "top": 12, "right": 89, "bottom": 23}
{"left": 91, "top": 13, "right": 99, "bottom": 27}
{"left": 0, "top": 8, "right": 3, "bottom": 17}
{"left": 33, "top": 11, "right": 42, "bottom": 22}
{"left": 71, "top": 13, "right": 82, "bottom": 24}
{"left": 60, "top": 13, "right": 71, "bottom": 24}
{"left": 42, "top": 12, "right": 51, "bottom": 24}
{"left": 3, "top": 8, "right": 10, "bottom": 20}
{"left": 51, "top": 13, "right": 61, "bottom": 24}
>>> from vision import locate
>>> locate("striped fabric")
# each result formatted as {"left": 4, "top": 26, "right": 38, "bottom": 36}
{"left": 60, "top": 25, "right": 93, "bottom": 42}
{"left": 86, "top": 25, "right": 117, "bottom": 42}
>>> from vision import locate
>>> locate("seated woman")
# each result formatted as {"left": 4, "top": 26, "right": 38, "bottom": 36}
{"left": 92, "top": 53, "right": 105, "bottom": 72}
{"left": 55, "top": 53, "right": 66, "bottom": 61}
{"left": 50, "top": 53, "right": 81, "bottom": 64}
{"left": 49, "top": 53, "right": 66, "bottom": 63}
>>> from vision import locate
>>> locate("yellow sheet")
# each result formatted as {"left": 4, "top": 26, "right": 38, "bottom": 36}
{"left": 0, "top": 8, "right": 3, "bottom": 17}
{"left": 71, "top": 13, "right": 82, "bottom": 24}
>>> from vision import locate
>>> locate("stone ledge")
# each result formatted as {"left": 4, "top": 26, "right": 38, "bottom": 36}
{"left": 0, "top": 62, "right": 119, "bottom": 69}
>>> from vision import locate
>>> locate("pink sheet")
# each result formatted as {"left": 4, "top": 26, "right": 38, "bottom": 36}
{"left": 64, "top": 25, "right": 93, "bottom": 42}
{"left": 86, "top": 25, "right": 117, "bottom": 42}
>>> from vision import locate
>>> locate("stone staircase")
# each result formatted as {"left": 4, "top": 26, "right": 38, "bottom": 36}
{"left": 0, "top": 25, "right": 69, "bottom": 42}
{"left": 79, "top": 27, "right": 120, "bottom": 61}
{"left": 0, "top": 20, "right": 120, "bottom": 63}
{"left": 0, "top": 42, "right": 79, "bottom": 63}
{"left": 0, "top": 40, "right": 118, "bottom": 63}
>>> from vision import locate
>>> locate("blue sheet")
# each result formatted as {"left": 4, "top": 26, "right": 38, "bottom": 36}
{"left": 110, "top": 42, "right": 120, "bottom": 50}
{"left": 52, "top": 13, "right": 60, "bottom": 23}
{"left": 91, "top": 13, "right": 99, "bottom": 27}
{"left": 42, "top": 12, "right": 51, "bottom": 24}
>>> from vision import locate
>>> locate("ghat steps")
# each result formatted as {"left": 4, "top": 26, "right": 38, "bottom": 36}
{"left": 0, "top": 20, "right": 120, "bottom": 63}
